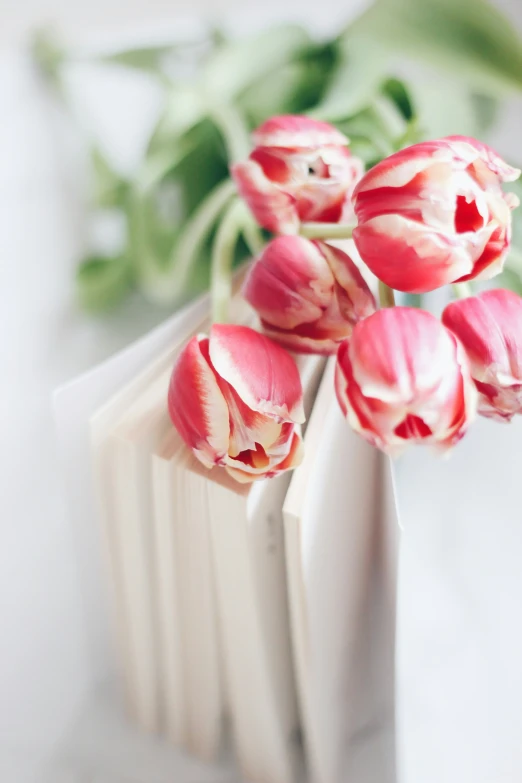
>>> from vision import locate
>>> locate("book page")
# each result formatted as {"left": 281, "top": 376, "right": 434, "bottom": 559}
{"left": 285, "top": 369, "right": 398, "bottom": 783}
{"left": 53, "top": 290, "right": 211, "bottom": 690}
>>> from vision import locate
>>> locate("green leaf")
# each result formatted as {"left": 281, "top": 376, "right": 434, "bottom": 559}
{"left": 147, "top": 84, "right": 207, "bottom": 159}
{"left": 200, "top": 24, "right": 311, "bottom": 101}
{"left": 239, "top": 44, "right": 336, "bottom": 126}
{"left": 343, "top": 0, "right": 522, "bottom": 96}
{"left": 90, "top": 147, "right": 129, "bottom": 208}
{"left": 310, "top": 38, "right": 391, "bottom": 121}
{"left": 495, "top": 266, "right": 522, "bottom": 296}
{"left": 76, "top": 255, "right": 132, "bottom": 311}
{"left": 98, "top": 45, "right": 174, "bottom": 73}
{"left": 381, "top": 78, "right": 414, "bottom": 121}
{"left": 402, "top": 70, "right": 485, "bottom": 138}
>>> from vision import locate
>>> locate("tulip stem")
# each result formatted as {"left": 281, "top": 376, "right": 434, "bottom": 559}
{"left": 452, "top": 282, "right": 473, "bottom": 299}
{"left": 299, "top": 222, "right": 355, "bottom": 240}
{"left": 379, "top": 281, "right": 396, "bottom": 308}
{"left": 211, "top": 198, "right": 250, "bottom": 324}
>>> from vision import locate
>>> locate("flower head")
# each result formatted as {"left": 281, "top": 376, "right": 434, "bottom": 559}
{"left": 335, "top": 307, "right": 477, "bottom": 454}
{"left": 352, "top": 136, "right": 520, "bottom": 294}
{"left": 168, "top": 324, "right": 305, "bottom": 483}
{"left": 231, "top": 115, "right": 363, "bottom": 234}
{"left": 243, "top": 235, "right": 376, "bottom": 355}
{"left": 443, "top": 288, "right": 522, "bottom": 422}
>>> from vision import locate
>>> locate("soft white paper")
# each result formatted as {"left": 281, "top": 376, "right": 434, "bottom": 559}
{"left": 53, "top": 292, "right": 210, "bottom": 685}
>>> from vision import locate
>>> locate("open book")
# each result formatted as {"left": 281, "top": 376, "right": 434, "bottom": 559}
{"left": 53, "top": 289, "right": 399, "bottom": 783}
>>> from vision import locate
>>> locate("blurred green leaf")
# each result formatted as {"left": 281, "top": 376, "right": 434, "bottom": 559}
{"left": 381, "top": 78, "right": 414, "bottom": 121}
{"left": 76, "top": 255, "right": 132, "bottom": 311}
{"left": 495, "top": 265, "right": 522, "bottom": 296}
{"left": 91, "top": 148, "right": 129, "bottom": 208}
{"left": 201, "top": 24, "right": 311, "bottom": 101}
{"left": 239, "top": 43, "right": 336, "bottom": 126}
{"left": 310, "top": 38, "right": 390, "bottom": 121}
{"left": 344, "top": 0, "right": 522, "bottom": 96}
{"left": 98, "top": 45, "right": 175, "bottom": 73}
{"left": 404, "top": 73, "right": 486, "bottom": 138}
{"left": 147, "top": 84, "right": 207, "bottom": 158}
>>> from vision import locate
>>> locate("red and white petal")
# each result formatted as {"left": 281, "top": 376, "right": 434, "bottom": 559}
{"left": 209, "top": 324, "right": 305, "bottom": 423}
{"left": 352, "top": 214, "right": 479, "bottom": 293}
{"left": 444, "top": 135, "right": 521, "bottom": 184}
{"left": 216, "top": 380, "right": 283, "bottom": 458}
{"left": 348, "top": 309, "right": 457, "bottom": 405}
{"left": 353, "top": 141, "right": 457, "bottom": 196}
{"left": 261, "top": 321, "right": 347, "bottom": 356}
{"left": 443, "top": 289, "right": 522, "bottom": 385}
{"left": 231, "top": 159, "right": 299, "bottom": 234}
{"left": 243, "top": 236, "right": 334, "bottom": 330}
{"left": 318, "top": 241, "right": 376, "bottom": 324}
{"left": 168, "top": 335, "right": 230, "bottom": 467}
{"left": 268, "top": 429, "right": 304, "bottom": 474}
{"left": 252, "top": 115, "right": 348, "bottom": 149}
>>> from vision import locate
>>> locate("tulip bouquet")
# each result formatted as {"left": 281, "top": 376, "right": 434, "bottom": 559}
{"left": 168, "top": 116, "right": 521, "bottom": 479}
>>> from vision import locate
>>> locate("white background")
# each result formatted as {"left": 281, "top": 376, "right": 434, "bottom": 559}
{"left": 1, "top": 1, "right": 522, "bottom": 781}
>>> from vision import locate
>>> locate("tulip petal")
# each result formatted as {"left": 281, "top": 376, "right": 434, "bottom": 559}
{"left": 260, "top": 323, "right": 342, "bottom": 356}
{"left": 231, "top": 159, "right": 299, "bottom": 234}
{"left": 168, "top": 336, "right": 230, "bottom": 468}
{"left": 318, "top": 242, "right": 376, "bottom": 323}
{"left": 252, "top": 115, "right": 349, "bottom": 149}
{"left": 443, "top": 289, "right": 522, "bottom": 420}
{"left": 444, "top": 135, "right": 521, "bottom": 184}
{"left": 243, "top": 236, "right": 334, "bottom": 330}
{"left": 353, "top": 214, "right": 489, "bottom": 293}
{"left": 335, "top": 309, "right": 477, "bottom": 455}
{"left": 209, "top": 324, "right": 305, "bottom": 423}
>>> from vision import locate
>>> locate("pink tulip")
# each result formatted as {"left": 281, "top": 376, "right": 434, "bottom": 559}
{"left": 442, "top": 289, "right": 522, "bottom": 422}
{"left": 352, "top": 136, "right": 520, "bottom": 294}
{"left": 335, "top": 307, "right": 477, "bottom": 454}
{"left": 168, "top": 324, "right": 305, "bottom": 482}
{"left": 231, "top": 115, "right": 364, "bottom": 234}
{"left": 243, "top": 235, "right": 376, "bottom": 355}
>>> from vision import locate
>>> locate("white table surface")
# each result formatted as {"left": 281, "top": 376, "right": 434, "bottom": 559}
{"left": 1, "top": 2, "right": 522, "bottom": 781}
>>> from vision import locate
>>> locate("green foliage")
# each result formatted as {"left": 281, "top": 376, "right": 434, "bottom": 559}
{"left": 76, "top": 255, "right": 132, "bottom": 311}
{"left": 32, "top": 0, "right": 522, "bottom": 313}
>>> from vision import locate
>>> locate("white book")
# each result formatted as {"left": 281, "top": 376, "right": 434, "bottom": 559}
{"left": 53, "top": 285, "right": 400, "bottom": 783}
{"left": 90, "top": 292, "right": 252, "bottom": 751}
{"left": 284, "top": 359, "right": 398, "bottom": 783}
{"left": 180, "top": 354, "right": 325, "bottom": 783}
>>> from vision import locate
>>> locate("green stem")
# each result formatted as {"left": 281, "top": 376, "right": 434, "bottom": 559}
{"left": 452, "top": 282, "right": 472, "bottom": 299}
{"left": 379, "top": 280, "right": 396, "bottom": 308}
{"left": 210, "top": 102, "right": 251, "bottom": 162}
{"left": 299, "top": 222, "right": 355, "bottom": 240}
{"left": 241, "top": 214, "right": 265, "bottom": 257}
{"left": 167, "top": 178, "right": 237, "bottom": 299}
{"left": 211, "top": 199, "right": 250, "bottom": 323}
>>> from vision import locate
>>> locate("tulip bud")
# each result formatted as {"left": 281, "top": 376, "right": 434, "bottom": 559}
{"left": 335, "top": 307, "right": 477, "bottom": 454}
{"left": 231, "top": 115, "right": 364, "bottom": 234}
{"left": 352, "top": 136, "right": 520, "bottom": 294}
{"left": 442, "top": 289, "right": 522, "bottom": 422}
{"left": 243, "top": 236, "right": 376, "bottom": 355}
{"left": 168, "top": 324, "right": 305, "bottom": 483}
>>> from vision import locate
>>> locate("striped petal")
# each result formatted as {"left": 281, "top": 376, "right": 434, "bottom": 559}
{"left": 352, "top": 214, "right": 492, "bottom": 293}
{"left": 168, "top": 335, "right": 230, "bottom": 468}
{"left": 242, "top": 236, "right": 335, "bottom": 330}
{"left": 231, "top": 159, "right": 299, "bottom": 234}
{"left": 252, "top": 115, "right": 348, "bottom": 149}
{"left": 209, "top": 324, "right": 305, "bottom": 423}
